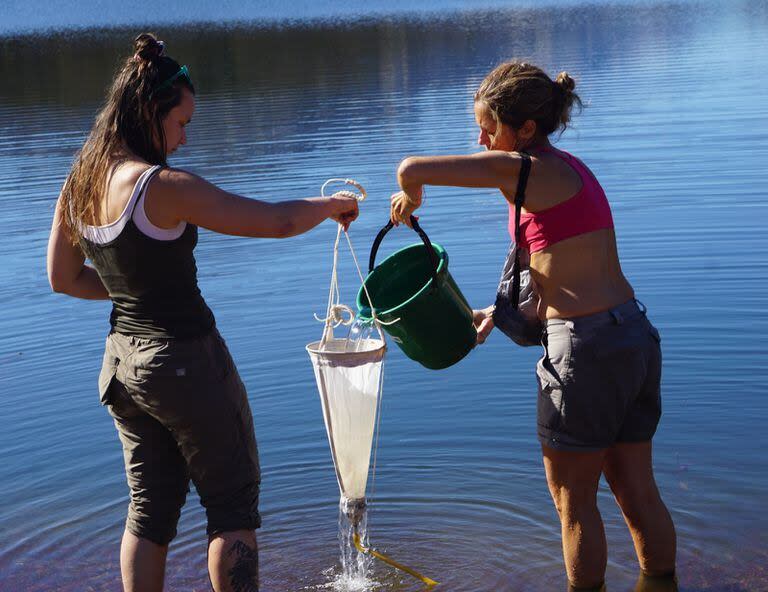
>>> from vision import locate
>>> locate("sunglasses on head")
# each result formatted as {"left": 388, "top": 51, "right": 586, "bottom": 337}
{"left": 151, "top": 65, "right": 192, "bottom": 98}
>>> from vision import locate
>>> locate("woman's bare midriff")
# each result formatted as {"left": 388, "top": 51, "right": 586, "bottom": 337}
{"left": 529, "top": 228, "right": 635, "bottom": 320}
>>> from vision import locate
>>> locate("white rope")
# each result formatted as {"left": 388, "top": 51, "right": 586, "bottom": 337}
{"left": 342, "top": 229, "right": 400, "bottom": 330}
{"left": 312, "top": 304, "right": 355, "bottom": 327}
{"left": 315, "top": 178, "right": 398, "bottom": 347}
{"left": 316, "top": 178, "right": 368, "bottom": 346}
{"left": 367, "top": 356, "right": 386, "bottom": 528}
{"left": 321, "top": 178, "right": 367, "bottom": 201}
{"left": 317, "top": 225, "right": 349, "bottom": 347}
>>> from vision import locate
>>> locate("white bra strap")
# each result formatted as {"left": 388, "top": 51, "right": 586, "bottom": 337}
{"left": 132, "top": 166, "right": 187, "bottom": 241}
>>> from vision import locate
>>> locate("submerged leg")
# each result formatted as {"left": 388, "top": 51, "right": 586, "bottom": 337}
{"left": 106, "top": 381, "right": 187, "bottom": 592}
{"left": 120, "top": 529, "right": 168, "bottom": 592}
{"left": 568, "top": 583, "right": 606, "bottom": 592}
{"left": 633, "top": 571, "right": 679, "bottom": 592}
{"left": 603, "top": 441, "right": 676, "bottom": 577}
{"left": 542, "top": 444, "right": 608, "bottom": 589}
{"left": 208, "top": 530, "right": 259, "bottom": 592}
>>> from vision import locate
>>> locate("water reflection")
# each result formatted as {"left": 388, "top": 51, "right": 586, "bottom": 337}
{"left": 632, "top": 572, "right": 678, "bottom": 592}
{"left": 3, "top": 2, "right": 759, "bottom": 105}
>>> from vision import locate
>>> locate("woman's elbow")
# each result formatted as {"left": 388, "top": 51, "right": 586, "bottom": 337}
{"left": 49, "top": 275, "right": 69, "bottom": 294}
{"left": 397, "top": 157, "right": 418, "bottom": 185}
{"left": 270, "top": 220, "right": 296, "bottom": 238}
{"left": 47, "top": 268, "right": 73, "bottom": 294}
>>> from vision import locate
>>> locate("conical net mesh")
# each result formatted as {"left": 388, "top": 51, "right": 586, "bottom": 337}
{"left": 307, "top": 337, "right": 385, "bottom": 502}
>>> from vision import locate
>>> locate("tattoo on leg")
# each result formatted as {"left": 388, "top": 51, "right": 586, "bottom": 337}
{"left": 227, "top": 540, "right": 259, "bottom": 592}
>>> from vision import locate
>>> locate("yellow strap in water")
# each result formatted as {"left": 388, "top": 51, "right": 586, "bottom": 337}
{"left": 352, "top": 531, "right": 439, "bottom": 587}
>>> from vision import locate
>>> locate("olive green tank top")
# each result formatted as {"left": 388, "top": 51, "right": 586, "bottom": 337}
{"left": 79, "top": 165, "right": 215, "bottom": 339}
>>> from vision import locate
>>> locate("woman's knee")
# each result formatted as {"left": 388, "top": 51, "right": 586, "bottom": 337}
{"left": 615, "top": 484, "right": 663, "bottom": 522}
{"left": 546, "top": 477, "right": 600, "bottom": 521}
{"left": 604, "top": 445, "right": 658, "bottom": 513}
{"left": 605, "top": 466, "right": 662, "bottom": 523}
{"left": 543, "top": 446, "right": 604, "bottom": 518}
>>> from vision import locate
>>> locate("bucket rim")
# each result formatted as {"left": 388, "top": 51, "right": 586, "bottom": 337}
{"left": 355, "top": 241, "right": 448, "bottom": 320}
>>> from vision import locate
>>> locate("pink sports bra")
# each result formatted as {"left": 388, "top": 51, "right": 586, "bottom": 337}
{"left": 509, "top": 147, "right": 614, "bottom": 253}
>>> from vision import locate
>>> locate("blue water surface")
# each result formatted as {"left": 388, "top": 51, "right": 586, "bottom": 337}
{"left": 1, "top": 1, "right": 767, "bottom": 590}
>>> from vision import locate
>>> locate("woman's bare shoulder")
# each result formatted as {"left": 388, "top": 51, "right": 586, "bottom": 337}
{"left": 152, "top": 167, "right": 216, "bottom": 202}
{"left": 97, "top": 159, "right": 153, "bottom": 225}
{"left": 525, "top": 150, "right": 584, "bottom": 211}
{"left": 106, "top": 158, "right": 155, "bottom": 192}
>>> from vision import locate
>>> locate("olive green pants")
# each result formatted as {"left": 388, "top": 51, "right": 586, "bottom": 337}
{"left": 99, "top": 329, "right": 261, "bottom": 545}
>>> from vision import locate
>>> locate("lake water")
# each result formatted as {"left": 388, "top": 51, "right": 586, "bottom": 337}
{"left": 1, "top": 1, "right": 767, "bottom": 590}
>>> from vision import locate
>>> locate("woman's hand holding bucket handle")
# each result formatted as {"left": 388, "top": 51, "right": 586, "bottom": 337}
{"left": 391, "top": 155, "right": 426, "bottom": 226}
{"left": 390, "top": 189, "right": 422, "bottom": 227}
{"left": 473, "top": 305, "right": 495, "bottom": 345}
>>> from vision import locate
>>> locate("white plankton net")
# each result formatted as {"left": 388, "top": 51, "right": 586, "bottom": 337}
{"left": 307, "top": 335, "right": 384, "bottom": 503}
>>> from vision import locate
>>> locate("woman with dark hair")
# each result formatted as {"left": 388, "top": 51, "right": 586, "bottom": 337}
{"left": 390, "top": 61, "right": 677, "bottom": 591}
{"left": 47, "top": 33, "right": 358, "bottom": 592}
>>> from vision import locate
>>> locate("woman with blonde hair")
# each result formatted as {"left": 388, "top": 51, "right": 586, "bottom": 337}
{"left": 390, "top": 61, "right": 676, "bottom": 590}
{"left": 47, "top": 33, "right": 358, "bottom": 592}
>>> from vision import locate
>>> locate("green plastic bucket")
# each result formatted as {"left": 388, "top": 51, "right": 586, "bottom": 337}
{"left": 356, "top": 217, "right": 476, "bottom": 370}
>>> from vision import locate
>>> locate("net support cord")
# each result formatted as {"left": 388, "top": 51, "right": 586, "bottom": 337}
{"left": 314, "top": 179, "right": 397, "bottom": 347}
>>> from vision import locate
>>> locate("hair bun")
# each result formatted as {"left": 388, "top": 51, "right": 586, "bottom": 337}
{"left": 133, "top": 33, "right": 165, "bottom": 62}
{"left": 555, "top": 71, "right": 576, "bottom": 94}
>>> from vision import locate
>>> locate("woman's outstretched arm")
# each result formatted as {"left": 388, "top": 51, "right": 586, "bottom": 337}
{"left": 153, "top": 169, "right": 359, "bottom": 237}
{"left": 391, "top": 151, "right": 524, "bottom": 225}
{"left": 398, "top": 151, "right": 523, "bottom": 191}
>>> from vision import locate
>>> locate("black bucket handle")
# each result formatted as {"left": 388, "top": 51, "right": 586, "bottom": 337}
{"left": 368, "top": 216, "right": 440, "bottom": 286}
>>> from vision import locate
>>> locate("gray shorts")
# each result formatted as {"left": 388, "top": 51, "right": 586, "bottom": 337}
{"left": 536, "top": 299, "right": 662, "bottom": 451}
{"left": 99, "top": 328, "right": 261, "bottom": 545}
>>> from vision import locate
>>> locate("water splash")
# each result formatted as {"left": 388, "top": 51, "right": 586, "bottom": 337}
{"left": 329, "top": 498, "right": 377, "bottom": 592}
